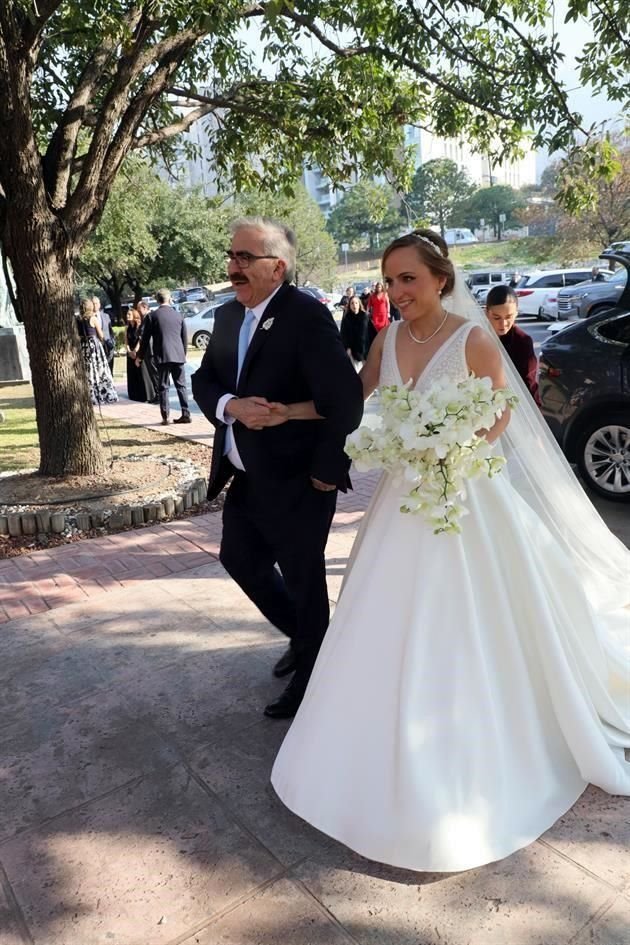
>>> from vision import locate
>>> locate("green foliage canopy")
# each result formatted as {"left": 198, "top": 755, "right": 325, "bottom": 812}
{"left": 407, "top": 159, "right": 475, "bottom": 236}
{"left": 327, "top": 181, "right": 402, "bottom": 251}
{"left": 454, "top": 185, "right": 527, "bottom": 238}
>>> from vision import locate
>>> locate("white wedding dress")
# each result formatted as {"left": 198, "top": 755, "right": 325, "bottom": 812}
{"left": 271, "top": 320, "right": 630, "bottom": 873}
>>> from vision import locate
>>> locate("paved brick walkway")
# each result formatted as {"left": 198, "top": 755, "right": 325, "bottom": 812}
{"left": 1, "top": 401, "right": 629, "bottom": 945}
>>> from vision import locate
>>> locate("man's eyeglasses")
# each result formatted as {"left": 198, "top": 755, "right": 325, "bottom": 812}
{"left": 225, "top": 250, "right": 278, "bottom": 268}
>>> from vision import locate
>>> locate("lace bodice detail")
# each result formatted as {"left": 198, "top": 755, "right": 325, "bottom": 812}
{"left": 380, "top": 321, "right": 475, "bottom": 392}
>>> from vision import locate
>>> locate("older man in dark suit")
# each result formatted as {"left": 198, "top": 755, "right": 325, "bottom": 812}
{"left": 137, "top": 289, "right": 190, "bottom": 424}
{"left": 192, "top": 217, "right": 363, "bottom": 718}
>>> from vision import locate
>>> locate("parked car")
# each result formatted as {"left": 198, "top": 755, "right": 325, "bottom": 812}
{"left": 172, "top": 286, "right": 210, "bottom": 304}
{"left": 183, "top": 303, "right": 219, "bottom": 349}
{"left": 555, "top": 267, "right": 626, "bottom": 321}
{"left": 443, "top": 227, "right": 478, "bottom": 246}
{"left": 537, "top": 291, "right": 560, "bottom": 321}
{"left": 515, "top": 268, "right": 596, "bottom": 317}
{"left": 538, "top": 252, "right": 630, "bottom": 501}
{"left": 602, "top": 240, "right": 630, "bottom": 256}
{"left": 299, "top": 285, "right": 335, "bottom": 312}
{"left": 465, "top": 271, "right": 513, "bottom": 303}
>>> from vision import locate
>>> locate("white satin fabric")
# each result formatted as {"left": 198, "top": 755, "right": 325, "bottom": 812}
{"left": 271, "top": 321, "right": 630, "bottom": 873}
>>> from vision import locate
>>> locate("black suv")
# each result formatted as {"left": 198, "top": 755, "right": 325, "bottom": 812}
{"left": 539, "top": 251, "right": 630, "bottom": 501}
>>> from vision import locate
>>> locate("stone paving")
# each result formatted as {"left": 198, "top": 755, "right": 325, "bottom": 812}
{"left": 1, "top": 400, "right": 630, "bottom": 944}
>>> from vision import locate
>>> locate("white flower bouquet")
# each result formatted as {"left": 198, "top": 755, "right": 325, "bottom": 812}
{"left": 346, "top": 376, "right": 518, "bottom": 534}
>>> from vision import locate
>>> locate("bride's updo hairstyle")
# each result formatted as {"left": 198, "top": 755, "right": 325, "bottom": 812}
{"left": 382, "top": 228, "right": 456, "bottom": 297}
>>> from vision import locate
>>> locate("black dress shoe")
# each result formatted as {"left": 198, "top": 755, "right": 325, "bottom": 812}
{"left": 273, "top": 645, "right": 297, "bottom": 678}
{"left": 264, "top": 678, "right": 305, "bottom": 720}
{"left": 173, "top": 415, "right": 192, "bottom": 424}
{"left": 161, "top": 418, "right": 172, "bottom": 425}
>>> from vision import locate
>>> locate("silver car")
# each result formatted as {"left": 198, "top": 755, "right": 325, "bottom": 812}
{"left": 556, "top": 268, "right": 627, "bottom": 320}
{"left": 183, "top": 303, "right": 219, "bottom": 348}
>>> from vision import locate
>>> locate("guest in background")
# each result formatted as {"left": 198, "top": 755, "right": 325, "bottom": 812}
{"left": 359, "top": 284, "right": 372, "bottom": 312}
{"left": 77, "top": 298, "right": 118, "bottom": 405}
{"left": 93, "top": 296, "right": 116, "bottom": 376}
{"left": 125, "top": 306, "right": 156, "bottom": 402}
{"left": 486, "top": 285, "right": 540, "bottom": 405}
{"left": 508, "top": 272, "right": 521, "bottom": 288}
{"left": 340, "top": 294, "right": 370, "bottom": 368}
{"left": 137, "top": 288, "right": 190, "bottom": 425}
{"left": 367, "top": 281, "right": 390, "bottom": 333}
{"left": 591, "top": 266, "right": 606, "bottom": 282}
{"left": 137, "top": 300, "right": 160, "bottom": 403}
{"left": 337, "top": 286, "right": 355, "bottom": 314}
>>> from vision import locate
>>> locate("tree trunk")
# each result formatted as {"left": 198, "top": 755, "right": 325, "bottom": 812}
{"left": 7, "top": 216, "right": 106, "bottom": 477}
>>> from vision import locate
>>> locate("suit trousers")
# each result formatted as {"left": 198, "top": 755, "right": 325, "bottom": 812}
{"left": 158, "top": 362, "right": 189, "bottom": 418}
{"left": 219, "top": 468, "right": 337, "bottom": 688}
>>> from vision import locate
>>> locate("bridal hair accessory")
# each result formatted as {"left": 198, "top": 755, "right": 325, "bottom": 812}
{"left": 412, "top": 232, "right": 445, "bottom": 257}
{"left": 262, "top": 317, "right": 274, "bottom": 330}
{"left": 407, "top": 309, "right": 449, "bottom": 344}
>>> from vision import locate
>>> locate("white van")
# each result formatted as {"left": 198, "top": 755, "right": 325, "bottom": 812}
{"left": 443, "top": 228, "right": 478, "bottom": 246}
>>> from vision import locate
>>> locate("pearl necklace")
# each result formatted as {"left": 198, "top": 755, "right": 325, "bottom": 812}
{"left": 407, "top": 310, "right": 449, "bottom": 345}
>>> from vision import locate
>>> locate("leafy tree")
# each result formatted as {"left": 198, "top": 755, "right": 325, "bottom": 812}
{"left": 234, "top": 186, "right": 337, "bottom": 289}
{"left": 407, "top": 159, "right": 474, "bottom": 237}
{"left": 327, "top": 181, "right": 402, "bottom": 251}
{"left": 454, "top": 185, "right": 526, "bottom": 239}
{"left": 0, "top": 0, "right": 628, "bottom": 474}
{"left": 80, "top": 161, "right": 229, "bottom": 319}
{"left": 551, "top": 141, "right": 630, "bottom": 248}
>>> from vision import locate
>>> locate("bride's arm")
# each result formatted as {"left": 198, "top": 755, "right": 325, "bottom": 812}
{"left": 359, "top": 328, "right": 386, "bottom": 400}
{"left": 465, "top": 327, "right": 511, "bottom": 443}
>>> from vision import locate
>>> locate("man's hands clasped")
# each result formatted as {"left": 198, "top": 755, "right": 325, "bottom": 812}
{"left": 225, "top": 396, "right": 289, "bottom": 430}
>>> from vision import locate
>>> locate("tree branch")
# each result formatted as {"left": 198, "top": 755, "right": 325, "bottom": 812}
{"left": 20, "top": 0, "right": 64, "bottom": 48}
{"left": 43, "top": 6, "right": 145, "bottom": 208}
{"left": 134, "top": 102, "right": 220, "bottom": 149}
{"left": 460, "top": 0, "right": 586, "bottom": 136}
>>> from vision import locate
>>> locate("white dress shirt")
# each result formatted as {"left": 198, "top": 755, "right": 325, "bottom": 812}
{"left": 216, "top": 287, "right": 282, "bottom": 470}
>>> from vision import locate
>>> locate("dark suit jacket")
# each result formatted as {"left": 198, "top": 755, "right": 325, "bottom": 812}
{"left": 192, "top": 283, "right": 364, "bottom": 499}
{"left": 500, "top": 324, "right": 540, "bottom": 405}
{"left": 139, "top": 305, "right": 187, "bottom": 364}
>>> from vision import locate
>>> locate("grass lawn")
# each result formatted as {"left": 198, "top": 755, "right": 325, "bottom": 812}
{"left": 0, "top": 382, "right": 208, "bottom": 475}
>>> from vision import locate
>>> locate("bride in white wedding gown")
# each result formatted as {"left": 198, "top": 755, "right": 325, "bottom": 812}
{"left": 271, "top": 229, "right": 630, "bottom": 873}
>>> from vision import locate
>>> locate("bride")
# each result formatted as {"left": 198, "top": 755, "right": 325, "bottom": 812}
{"left": 271, "top": 229, "right": 630, "bottom": 873}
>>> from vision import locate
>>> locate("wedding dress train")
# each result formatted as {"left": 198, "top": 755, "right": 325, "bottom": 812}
{"left": 271, "top": 321, "right": 630, "bottom": 873}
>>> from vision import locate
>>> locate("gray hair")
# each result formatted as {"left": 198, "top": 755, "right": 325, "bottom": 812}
{"left": 156, "top": 288, "right": 171, "bottom": 304}
{"left": 230, "top": 216, "right": 297, "bottom": 283}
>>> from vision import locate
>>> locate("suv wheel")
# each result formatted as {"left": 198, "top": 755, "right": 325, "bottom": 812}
{"left": 193, "top": 330, "right": 211, "bottom": 349}
{"left": 576, "top": 414, "right": 630, "bottom": 501}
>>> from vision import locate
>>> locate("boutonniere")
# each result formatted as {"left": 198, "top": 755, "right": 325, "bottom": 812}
{"left": 261, "top": 317, "right": 274, "bottom": 331}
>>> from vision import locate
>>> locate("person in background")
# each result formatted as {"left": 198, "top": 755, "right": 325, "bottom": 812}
{"left": 77, "top": 298, "right": 118, "bottom": 405}
{"left": 137, "top": 288, "right": 191, "bottom": 425}
{"left": 367, "top": 281, "right": 390, "bottom": 333}
{"left": 137, "top": 300, "right": 160, "bottom": 403}
{"left": 359, "top": 284, "right": 372, "bottom": 312}
{"left": 125, "top": 306, "right": 155, "bottom": 402}
{"left": 338, "top": 285, "right": 355, "bottom": 313}
{"left": 591, "top": 266, "right": 606, "bottom": 282}
{"left": 339, "top": 294, "right": 370, "bottom": 369}
{"left": 485, "top": 284, "right": 540, "bottom": 405}
{"left": 93, "top": 296, "right": 115, "bottom": 376}
{"left": 508, "top": 272, "right": 521, "bottom": 288}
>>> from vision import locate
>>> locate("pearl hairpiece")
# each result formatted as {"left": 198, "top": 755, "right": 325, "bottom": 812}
{"left": 413, "top": 233, "right": 445, "bottom": 257}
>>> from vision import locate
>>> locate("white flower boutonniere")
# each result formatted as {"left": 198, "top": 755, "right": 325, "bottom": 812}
{"left": 262, "top": 317, "right": 274, "bottom": 331}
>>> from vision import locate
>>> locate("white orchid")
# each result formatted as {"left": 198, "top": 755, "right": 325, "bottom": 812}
{"left": 346, "top": 377, "right": 518, "bottom": 534}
